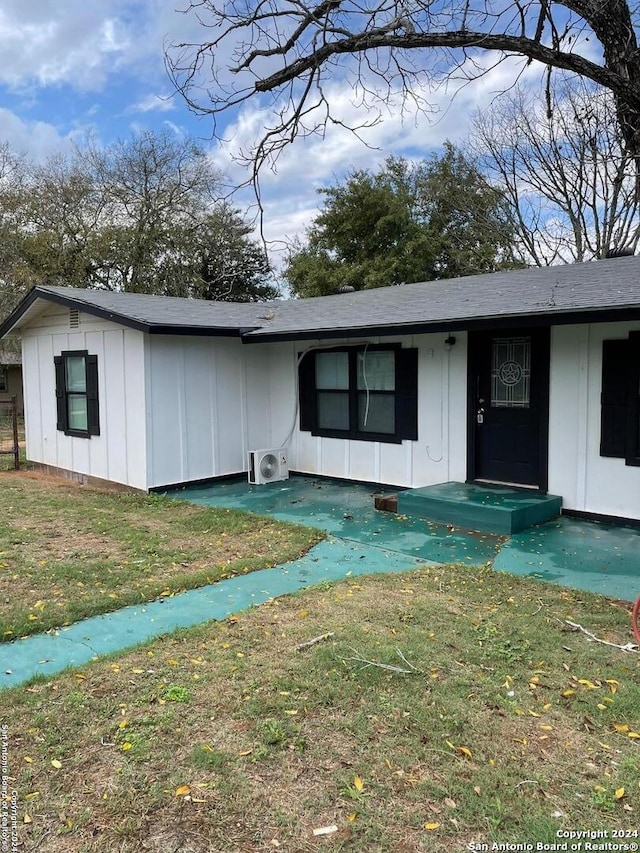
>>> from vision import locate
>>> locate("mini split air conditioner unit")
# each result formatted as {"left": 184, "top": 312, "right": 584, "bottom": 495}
{"left": 248, "top": 448, "right": 289, "bottom": 485}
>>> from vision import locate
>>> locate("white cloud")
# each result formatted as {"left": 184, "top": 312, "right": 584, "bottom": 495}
{"left": 131, "top": 93, "right": 175, "bottom": 113}
{"left": 0, "top": 108, "right": 75, "bottom": 161}
{"left": 0, "top": 3, "right": 133, "bottom": 90}
{"left": 211, "top": 51, "right": 548, "bottom": 249}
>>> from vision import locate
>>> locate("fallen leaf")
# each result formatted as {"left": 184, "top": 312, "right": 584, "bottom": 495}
{"left": 23, "top": 814, "right": 32, "bottom": 824}
{"left": 444, "top": 797, "right": 457, "bottom": 808}
{"left": 50, "top": 759, "right": 62, "bottom": 769}
{"left": 615, "top": 787, "right": 625, "bottom": 800}
{"left": 175, "top": 785, "right": 191, "bottom": 797}
{"left": 456, "top": 746, "right": 472, "bottom": 758}
{"left": 424, "top": 822, "right": 440, "bottom": 830}
{"left": 353, "top": 775, "right": 364, "bottom": 792}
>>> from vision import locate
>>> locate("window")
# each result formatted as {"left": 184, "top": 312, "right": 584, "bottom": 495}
{"left": 0, "top": 366, "right": 7, "bottom": 392}
{"left": 54, "top": 350, "right": 100, "bottom": 437}
{"left": 600, "top": 333, "right": 640, "bottom": 466}
{"left": 298, "top": 345, "right": 418, "bottom": 443}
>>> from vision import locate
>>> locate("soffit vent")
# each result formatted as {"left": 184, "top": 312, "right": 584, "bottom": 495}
{"left": 69, "top": 309, "right": 80, "bottom": 328}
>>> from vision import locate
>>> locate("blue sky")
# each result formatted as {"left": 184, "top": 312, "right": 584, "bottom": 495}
{"left": 0, "top": 1, "right": 547, "bottom": 262}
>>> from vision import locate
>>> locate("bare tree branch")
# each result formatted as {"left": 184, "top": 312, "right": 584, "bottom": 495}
{"left": 166, "top": 0, "right": 640, "bottom": 189}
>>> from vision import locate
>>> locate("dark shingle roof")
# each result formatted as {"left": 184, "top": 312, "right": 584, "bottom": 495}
{"left": 2, "top": 257, "right": 640, "bottom": 342}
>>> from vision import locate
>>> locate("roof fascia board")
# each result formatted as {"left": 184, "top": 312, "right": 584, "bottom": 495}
{"left": 241, "top": 306, "right": 640, "bottom": 343}
{"left": 0, "top": 287, "right": 259, "bottom": 338}
{"left": 0, "top": 288, "right": 154, "bottom": 336}
{"left": 147, "top": 325, "right": 257, "bottom": 337}
{"left": 0, "top": 288, "right": 42, "bottom": 338}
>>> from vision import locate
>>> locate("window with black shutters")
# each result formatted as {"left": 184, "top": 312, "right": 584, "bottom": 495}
{"left": 298, "top": 345, "right": 418, "bottom": 444}
{"left": 54, "top": 351, "right": 100, "bottom": 438}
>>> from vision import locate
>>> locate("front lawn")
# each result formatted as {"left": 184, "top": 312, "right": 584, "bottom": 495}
{"left": 0, "top": 470, "right": 322, "bottom": 639}
{"left": 4, "top": 565, "right": 639, "bottom": 852}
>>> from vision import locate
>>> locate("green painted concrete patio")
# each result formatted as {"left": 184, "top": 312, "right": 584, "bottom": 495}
{"left": 1, "top": 474, "right": 637, "bottom": 691}
{"left": 170, "top": 475, "right": 639, "bottom": 603}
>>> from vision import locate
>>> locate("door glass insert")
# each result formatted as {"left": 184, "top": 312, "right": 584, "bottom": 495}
{"left": 491, "top": 337, "right": 531, "bottom": 408}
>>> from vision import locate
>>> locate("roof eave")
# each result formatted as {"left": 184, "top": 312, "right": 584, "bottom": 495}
{"left": 240, "top": 304, "right": 640, "bottom": 343}
{"left": 0, "top": 287, "right": 260, "bottom": 339}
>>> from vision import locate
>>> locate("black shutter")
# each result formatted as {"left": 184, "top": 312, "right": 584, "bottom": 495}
{"left": 395, "top": 348, "right": 418, "bottom": 441}
{"left": 54, "top": 355, "right": 68, "bottom": 432}
{"left": 626, "top": 333, "right": 640, "bottom": 465}
{"left": 86, "top": 354, "right": 100, "bottom": 436}
{"left": 600, "top": 339, "right": 628, "bottom": 458}
{"left": 298, "top": 351, "right": 317, "bottom": 432}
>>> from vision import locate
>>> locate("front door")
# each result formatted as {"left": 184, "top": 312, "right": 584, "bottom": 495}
{"left": 468, "top": 328, "right": 550, "bottom": 490}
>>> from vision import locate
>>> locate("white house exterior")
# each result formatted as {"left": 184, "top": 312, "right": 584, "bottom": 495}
{"left": 2, "top": 258, "right": 640, "bottom": 522}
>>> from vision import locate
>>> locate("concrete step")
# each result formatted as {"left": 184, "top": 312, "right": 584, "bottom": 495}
{"left": 397, "top": 481, "right": 562, "bottom": 534}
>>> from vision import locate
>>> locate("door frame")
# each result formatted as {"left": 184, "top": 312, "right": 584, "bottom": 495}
{"left": 466, "top": 326, "right": 551, "bottom": 492}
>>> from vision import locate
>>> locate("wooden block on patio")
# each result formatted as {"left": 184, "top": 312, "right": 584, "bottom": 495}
{"left": 374, "top": 493, "right": 398, "bottom": 513}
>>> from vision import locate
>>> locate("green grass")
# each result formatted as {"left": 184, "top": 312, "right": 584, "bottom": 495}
{"left": 5, "top": 564, "right": 639, "bottom": 852}
{"left": 0, "top": 470, "right": 322, "bottom": 639}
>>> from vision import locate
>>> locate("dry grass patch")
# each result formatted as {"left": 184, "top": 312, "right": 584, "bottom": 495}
{"left": 0, "top": 470, "right": 321, "bottom": 638}
{"left": 4, "top": 565, "right": 639, "bottom": 852}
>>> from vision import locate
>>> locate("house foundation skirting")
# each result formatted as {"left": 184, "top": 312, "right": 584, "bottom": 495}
{"left": 27, "top": 462, "right": 145, "bottom": 494}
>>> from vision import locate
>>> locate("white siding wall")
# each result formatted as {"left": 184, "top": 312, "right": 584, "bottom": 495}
{"left": 549, "top": 321, "right": 640, "bottom": 518}
{"left": 145, "top": 336, "right": 272, "bottom": 488}
{"left": 249, "top": 333, "right": 468, "bottom": 488}
{"left": 21, "top": 307, "right": 147, "bottom": 489}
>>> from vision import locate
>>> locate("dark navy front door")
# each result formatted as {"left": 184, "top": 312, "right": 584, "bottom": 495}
{"left": 469, "top": 328, "right": 550, "bottom": 489}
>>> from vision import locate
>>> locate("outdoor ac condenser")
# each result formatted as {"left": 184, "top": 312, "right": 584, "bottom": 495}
{"left": 247, "top": 448, "right": 289, "bottom": 485}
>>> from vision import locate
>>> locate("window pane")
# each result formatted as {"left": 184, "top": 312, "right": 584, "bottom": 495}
{"left": 358, "top": 350, "right": 395, "bottom": 391}
{"left": 316, "top": 352, "right": 349, "bottom": 390}
{"left": 358, "top": 393, "right": 395, "bottom": 433}
{"left": 68, "top": 395, "right": 88, "bottom": 431}
{"left": 66, "top": 357, "right": 86, "bottom": 392}
{"left": 317, "top": 391, "right": 350, "bottom": 430}
{"left": 491, "top": 337, "right": 530, "bottom": 408}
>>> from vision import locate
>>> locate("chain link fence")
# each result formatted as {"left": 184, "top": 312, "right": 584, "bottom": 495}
{"left": 0, "top": 397, "right": 20, "bottom": 470}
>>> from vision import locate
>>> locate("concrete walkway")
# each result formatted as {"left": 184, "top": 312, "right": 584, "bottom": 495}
{"left": 0, "top": 537, "right": 429, "bottom": 690}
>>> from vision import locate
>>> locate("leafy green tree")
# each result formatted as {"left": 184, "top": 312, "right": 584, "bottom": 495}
{"left": 0, "top": 131, "right": 278, "bottom": 308}
{"left": 159, "top": 206, "right": 278, "bottom": 302}
{"left": 285, "top": 145, "right": 521, "bottom": 297}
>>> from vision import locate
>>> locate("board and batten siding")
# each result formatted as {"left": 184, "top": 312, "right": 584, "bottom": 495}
{"left": 21, "top": 306, "right": 147, "bottom": 489}
{"left": 250, "top": 333, "right": 469, "bottom": 489}
{"left": 548, "top": 321, "right": 640, "bottom": 519}
{"left": 145, "top": 336, "right": 275, "bottom": 489}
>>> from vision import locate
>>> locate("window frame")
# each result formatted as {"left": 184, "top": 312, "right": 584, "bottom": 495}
{"left": 298, "top": 344, "right": 418, "bottom": 444}
{"left": 54, "top": 350, "right": 100, "bottom": 438}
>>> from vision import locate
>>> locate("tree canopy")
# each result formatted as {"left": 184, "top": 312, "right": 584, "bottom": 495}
{"left": 167, "top": 0, "right": 640, "bottom": 185}
{"left": 285, "top": 145, "right": 521, "bottom": 297}
{"left": 0, "top": 130, "right": 278, "bottom": 317}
